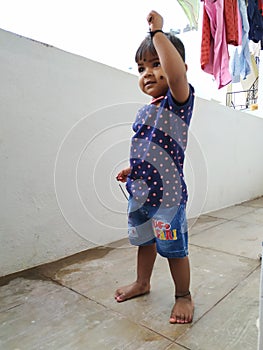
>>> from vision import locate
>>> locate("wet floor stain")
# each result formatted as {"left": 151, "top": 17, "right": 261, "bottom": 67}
{"left": 0, "top": 245, "right": 116, "bottom": 287}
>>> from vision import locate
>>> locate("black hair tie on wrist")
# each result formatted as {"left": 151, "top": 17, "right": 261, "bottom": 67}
{"left": 149, "top": 29, "right": 164, "bottom": 39}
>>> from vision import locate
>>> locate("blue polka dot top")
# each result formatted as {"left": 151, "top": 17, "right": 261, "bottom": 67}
{"left": 126, "top": 84, "right": 195, "bottom": 208}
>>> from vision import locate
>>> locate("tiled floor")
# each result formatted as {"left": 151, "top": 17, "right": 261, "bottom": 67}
{"left": 0, "top": 197, "right": 262, "bottom": 350}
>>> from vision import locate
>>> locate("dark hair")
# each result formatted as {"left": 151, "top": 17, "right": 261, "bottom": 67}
{"left": 135, "top": 32, "right": 185, "bottom": 63}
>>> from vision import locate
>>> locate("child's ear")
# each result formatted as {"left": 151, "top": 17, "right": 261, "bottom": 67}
{"left": 185, "top": 63, "right": 188, "bottom": 72}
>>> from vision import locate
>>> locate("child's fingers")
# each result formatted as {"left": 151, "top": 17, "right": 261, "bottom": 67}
{"left": 116, "top": 174, "right": 123, "bottom": 181}
{"left": 116, "top": 173, "right": 125, "bottom": 182}
{"left": 116, "top": 176, "right": 126, "bottom": 183}
{"left": 116, "top": 168, "right": 130, "bottom": 182}
{"left": 147, "top": 12, "right": 154, "bottom": 24}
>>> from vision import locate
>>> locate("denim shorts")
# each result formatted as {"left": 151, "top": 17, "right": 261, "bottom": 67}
{"left": 127, "top": 197, "right": 188, "bottom": 258}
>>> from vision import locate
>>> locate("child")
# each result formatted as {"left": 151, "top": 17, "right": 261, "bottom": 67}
{"left": 115, "top": 10, "right": 195, "bottom": 324}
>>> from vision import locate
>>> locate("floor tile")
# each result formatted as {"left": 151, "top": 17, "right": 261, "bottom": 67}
{"left": 177, "top": 268, "right": 260, "bottom": 350}
{"left": 39, "top": 244, "right": 259, "bottom": 342}
{"left": 190, "top": 219, "right": 262, "bottom": 259}
{"left": 241, "top": 196, "right": 263, "bottom": 208}
{"left": 207, "top": 204, "right": 255, "bottom": 220}
{"left": 1, "top": 197, "right": 262, "bottom": 350}
{"left": 0, "top": 277, "right": 173, "bottom": 350}
{"left": 40, "top": 243, "right": 138, "bottom": 293}
{"left": 188, "top": 215, "right": 227, "bottom": 236}
{"left": 190, "top": 246, "right": 259, "bottom": 313}
{"left": 233, "top": 207, "right": 263, "bottom": 225}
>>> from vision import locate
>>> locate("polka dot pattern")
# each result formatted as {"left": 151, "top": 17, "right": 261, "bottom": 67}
{"left": 126, "top": 86, "right": 195, "bottom": 208}
{"left": 201, "top": 3, "right": 211, "bottom": 69}
{"left": 224, "top": 0, "right": 240, "bottom": 46}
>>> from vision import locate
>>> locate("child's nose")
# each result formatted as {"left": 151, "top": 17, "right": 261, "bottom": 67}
{"left": 144, "top": 67, "right": 153, "bottom": 76}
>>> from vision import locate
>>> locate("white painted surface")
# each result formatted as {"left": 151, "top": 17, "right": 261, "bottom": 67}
{"left": 0, "top": 29, "right": 147, "bottom": 276}
{"left": 259, "top": 243, "right": 263, "bottom": 350}
{"left": 257, "top": 55, "right": 263, "bottom": 113}
{"left": 186, "top": 98, "right": 263, "bottom": 218}
{"left": 1, "top": 29, "right": 263, "bottom": 276}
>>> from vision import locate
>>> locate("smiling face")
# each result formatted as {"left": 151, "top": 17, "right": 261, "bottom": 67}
{"left": 137, "top": 51, "right": 169, "bottom": 99}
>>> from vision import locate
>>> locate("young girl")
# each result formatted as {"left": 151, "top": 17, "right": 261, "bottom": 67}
{"left": 116, "top": 10, "right": 195, "bottom": 324}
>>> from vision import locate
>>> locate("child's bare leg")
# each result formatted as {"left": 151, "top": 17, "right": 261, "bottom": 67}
{"left": 168, "top": 256, "right": 194, "bottom": 324}
{"left": 115, "top": 243, "right": 157, "bottom": 302}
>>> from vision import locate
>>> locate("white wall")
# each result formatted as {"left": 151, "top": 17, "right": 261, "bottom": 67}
{"left": 186, "top": 98, "right": 263, "bottom": 218}
{"left": 0, "top": 29, "right": 147, "bottom": 276}
{"left": 1, "top": 29, "right": 263, "bottom": 277}
{"left": 257, "top": 56, "right": 263, "bottom": 113}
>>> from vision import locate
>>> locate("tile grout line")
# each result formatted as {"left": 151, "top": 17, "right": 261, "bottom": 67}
{"left": 189, "top": 206, "right": 262, "bottom": 236}
{"left": 175, "top": 263, "right": 261, "bottom": 349}
{"left": 39, "top": 272, "right": 197, "bottom": 347}
{"left": 188, "top": 219, "right": 229, "bottom": 237}
{"left": 184, "top": 263, "right": 260, "bottom": 327}
{"left": 0, "top": 303, "right": 24, "bottom": 313}
{"left": 189, "top": 242, "right": 262, "bottom": 262}
{"left": 204, "top": 205, "right": 257, "bottom": 221}
{"left": 206, "top": 204, "right": 261, "bottom": 217}
{"left": 172, "top": 342, "right": 191, "bottom": 350}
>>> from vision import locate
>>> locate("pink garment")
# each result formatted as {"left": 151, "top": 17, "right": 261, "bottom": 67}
{"left": 201, "top": 0, "right": 232, "bottom": 89}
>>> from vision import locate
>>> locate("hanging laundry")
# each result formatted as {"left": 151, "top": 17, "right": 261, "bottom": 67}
{"left": 224, "top": 0, "right": 242, "bottom": 46}
{"left": 249, "top": 41, "right": 261, "bottom": 66}
{"left": 200, "top": 2, "right": 210, "bottom": 70}
{"left": 247, "top": 0, "right": 263, "bottom": 44}
{"left": 258, "top": 0, "right": 263, "bottom": 16}
{"left": 177, "top": 0, "right": 200, "bottom": 30}
{"left": 200, "top": 0, "right": 232, "bottom": 89}
{"left": 230, "top": 0, "right": 251, "bottom": 83}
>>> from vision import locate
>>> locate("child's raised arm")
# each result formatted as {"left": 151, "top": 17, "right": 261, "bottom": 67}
{"left": 147, "top": 10, "right": 189, "bottom": 103}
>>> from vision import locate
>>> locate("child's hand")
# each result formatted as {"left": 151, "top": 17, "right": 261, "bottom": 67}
{"left": 147, "top": 10, "right": 163, "bottom": 32}
{"left": 116, "top": 167, "right": 131, "bottom": 183}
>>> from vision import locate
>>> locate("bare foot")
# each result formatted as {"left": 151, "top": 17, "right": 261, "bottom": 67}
{"left": 170, "top": 294, "right": 194, "bottom": 324}
{"left": 115, "top": 281, "right": 150, "bottom": 302}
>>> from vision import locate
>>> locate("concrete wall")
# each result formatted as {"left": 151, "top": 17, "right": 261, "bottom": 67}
{"left": 1, "top": 29, "right": 263, "bottom": 277}
{"left": 0, "top": 29, "right": 147, "bottom": 276}
{"left": 186, "top": 98, "right": 263, "bottom": 218}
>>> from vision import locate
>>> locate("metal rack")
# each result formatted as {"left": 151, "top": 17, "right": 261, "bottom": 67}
{"left": 226, "top": 77, "right": 259, "bottom": 110}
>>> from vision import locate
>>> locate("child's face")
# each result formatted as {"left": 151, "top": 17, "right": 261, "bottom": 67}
{"left": 137, "top": 51, "right": 168, "bottom": 98}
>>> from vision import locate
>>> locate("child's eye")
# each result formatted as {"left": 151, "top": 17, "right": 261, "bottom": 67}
{"left": 138, "top": 66, "right": 145, "bottom": 73}
{"left": 153, "top": 61, "right": 161, "bottom": 68}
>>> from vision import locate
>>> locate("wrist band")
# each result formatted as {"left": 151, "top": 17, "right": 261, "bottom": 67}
{"left": 149, "top": 29, "right": 164, "bottom": 39}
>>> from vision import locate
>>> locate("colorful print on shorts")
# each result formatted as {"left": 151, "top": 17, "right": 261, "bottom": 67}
{"left": 153, "top": 219, "right": 177, "bottom": 240}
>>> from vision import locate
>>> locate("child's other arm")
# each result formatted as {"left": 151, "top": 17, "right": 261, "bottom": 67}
{"left": 116, "top": 167, "right": 131, "bottom": 183}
